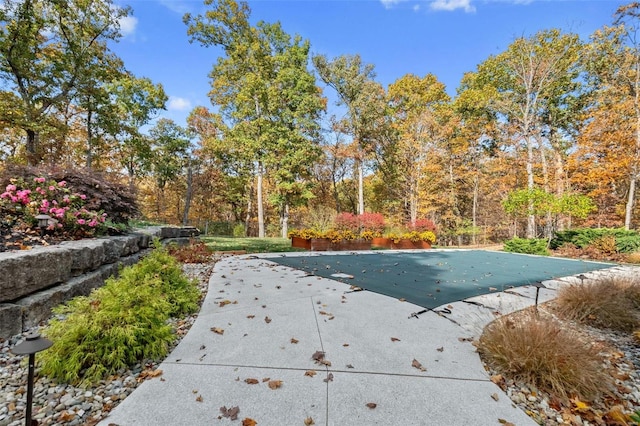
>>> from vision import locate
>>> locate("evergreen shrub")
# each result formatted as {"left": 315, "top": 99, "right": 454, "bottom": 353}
{"left": 550, "top": 228, "right": 640, "bottom": 252}
{"left": 39, "top": 243, "right": 199, "bottom": 385}
{"left": 503, "top": 237, "right": 549, "bottom": 256}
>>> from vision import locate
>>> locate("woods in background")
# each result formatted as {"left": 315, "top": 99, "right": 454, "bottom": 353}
{"left": 2, "top": 0, "right": 640, "bottom": 244}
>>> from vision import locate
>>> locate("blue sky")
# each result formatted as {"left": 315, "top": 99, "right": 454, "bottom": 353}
{"left": 110, "top": 0, "right": 619, "bottom": 128}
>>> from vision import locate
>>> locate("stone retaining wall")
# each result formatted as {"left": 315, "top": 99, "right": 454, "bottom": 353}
{"left": 0, "top": 226, "right": 199, "bottom": 339}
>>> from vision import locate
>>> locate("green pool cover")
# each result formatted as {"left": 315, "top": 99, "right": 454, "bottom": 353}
{"left": 271, "top": 250, "right": 613, "bottom": 309}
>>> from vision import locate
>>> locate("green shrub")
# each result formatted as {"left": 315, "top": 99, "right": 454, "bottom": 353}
{"left": 40, "top": 275, "right": 175, "bottom": 385}
{"left": 120, "top": 242, "right": 200, "bottom": 316}
{"left": 232, "top": 223, "right": 246, "bottom": 238}
{"left": 39, "top": 244, "right": 200, "bottom": 385}
{"left": 503, "top": 237, "right": 549, "bottom": 255}
{"left": 550, "top": 228, "right": 640, "bottom": 251}
{"left": 616, "top": 235, "right": 640, "bottom": 253}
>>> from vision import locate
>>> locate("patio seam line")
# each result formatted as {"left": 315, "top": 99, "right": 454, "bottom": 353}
{"left": 157, "top": 361, "right": 492, "bottom": 383}
{"left": 309, "top": 295, "right": 330, "bottom": 426}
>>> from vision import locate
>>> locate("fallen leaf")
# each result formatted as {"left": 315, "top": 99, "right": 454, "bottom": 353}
{"left": 244, "top": 378, "right": 259, "bottom": 385}
{"left": 57, "top": 411, "right": 75, "bottom": 422}
{"left": 458, "top": 337, "right": 474, "bottom": 342}
{"left": 211, "top": 327, "right": 224, "bottom": 335}
{"left": 264, "top": 316, "right": 272, "bottom": 323}
{"left": 246, "top": 315, "right": 255, "bottom": 319}
{"left": 290, "top": 338, "right": 299, "bottom": 344}
{"left": 242, "top": 419, "right": 257, "bottom": 426}
{"left": 497, "top": 420, "right": 514, "bottom": 426}
{"left": 491, "top": 393, "right": 499, "bottom": 401}
{"left": 490, "top": 374, "right": 506, "bottom": 391}
{"left": 323, "top": 373, "right": 334, "bottom": 383}
{"left": 390, "top": 337, "right": 401, "bottom": 342}
{"left": 436, "top": 346, "right": 444, "bottom": 352}
{"left": 192, "top": 389, "right": 198, "bottom": 394}
{"left": 412, "top": 359, "right": 426, "bottom": 372}
{"left": 262, "top": 377, "right": 270, "bottom": 382}
{"left": 366, "top": 402, "right": 377, "bottom": 409}
{"left": 304, "top": 370, "right": 317, "bottom": 377}
{"left": 604, "top": 405, "right": 628, "bottom": 424}
{"left": 268, "top": 380, "right": 283, "bottom": 389}
{"left": 319, "top": 359, "right": 332, "bottom": 367}
{"left": 571, "top": 397, "right": 590, "bottom": 412}
{"left": 342, "top": 343, "right": 349, "bottom": 347}
{"left": 196, "top": 395, "right": 203, "bottom": 402}
{"left": 346, "top": 364, "right": 354, "bottom": 369}
{"left": 137, "top": 368, "right": 163, "bottom": 382}
{"left": 304, "top": 417, "right": 315, "bottom": 425}
{"left": 219, "top": 300, "right": 234, "bottom": 307}
{"left": 312, "top": 351, "right": 325, "bottom": 362}
{"left": 319, "top": 310, "right": 329, "bottom": 315}
{"left": 220, "top": 406, "right": 240, "bottom": 420}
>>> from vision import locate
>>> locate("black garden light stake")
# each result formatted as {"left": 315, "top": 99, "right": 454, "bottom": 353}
{"left": 34, "top": 214, "right": 51, "bottom": 237}
{"left": 532, "top": 281, "right": 546, "bottom": 316}
{"left": 577, "top": 273, "right": 587, "bottom": 285}
{"left": 11, "top": 332, "right": 53, "bottom": 426}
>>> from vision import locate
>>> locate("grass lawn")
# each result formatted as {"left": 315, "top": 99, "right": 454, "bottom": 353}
{"left": 201, "top": 237, "right": 304, "bottom": 253}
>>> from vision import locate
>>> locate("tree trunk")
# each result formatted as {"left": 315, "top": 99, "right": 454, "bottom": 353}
{"left": 280, "top": 202, "right": 289, "bottom": 238}
{"left": 257, "top": 163, "right": 265, "bottom": 238}
{"left": 182, "top": 159, "right": 193, "bottom": 226}
{"left": 526, "top": 135, "right": 536, "bottom": 238}
{"left": 245, "top": 190, "right": 252, "bottom": 238}
{"left": 409, "top": 176, "right": 418, "bottom": 226}
{"left": 86, "top": 108, "right": 93, "bottom": 169}
{"left": 25, "top": 129, "right": 40, "bottom": 166}
{"left": 540, "top": 148, "right": 553, "bottom": 239}
{"left": 472, "top": 173, "right": 479, "bottom": 245}
{"left": 625, "top": 171, "right": 636, "bottom": 230}
{"left": 628, "top": 102, "right": 640, "bottom": 230}
{"left": 554, "top": 150, "right": 566, "bottom": 231}
{"left": 357, "top": 160, "right": 364, "bottom": 215}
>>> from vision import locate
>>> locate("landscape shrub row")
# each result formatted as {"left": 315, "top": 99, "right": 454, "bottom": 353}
{"left": 550, "top": 227, "right": 640, "bottom": 253}
{"left": 288, "top": 212, "right": 437, "bottom": 243}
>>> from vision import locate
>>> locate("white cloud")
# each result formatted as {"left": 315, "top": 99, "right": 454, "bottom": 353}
{"left": 380, "top": 0, "right": 404, "bottom": 9}
{"left": 157, "top": 0, "right": 193, "bottom": 14}
{"left": 168, "top": 96, "right": 192, "bottom": 111}
{"left": 429, "top": 0, "right": 476, "bottom": 13}
{"left": 380, "top": 0, "right": 476, "bottom": 12}
{"left": 118, "top": 15, "right": 138, "bottom": 37}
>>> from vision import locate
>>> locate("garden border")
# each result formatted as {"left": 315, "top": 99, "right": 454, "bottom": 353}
{"left": 0, "top": 226, "right": 198, "bottom": 339}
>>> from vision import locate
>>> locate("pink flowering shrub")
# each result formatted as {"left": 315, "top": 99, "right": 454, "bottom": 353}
{"left": 0, "top": 177, "right": 107, "bottom": 236}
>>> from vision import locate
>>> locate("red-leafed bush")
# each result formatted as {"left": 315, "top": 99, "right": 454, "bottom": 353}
{"left": 333, "top": 212, "right": 386, "bottom": 235}
{"left": 407, "top": 218, "right": 436, "bottom": 233}
{"left": 359, "top": 212, "right": 386, "bottom": 234}
{"left": 333, "top": 212, "right": 360, "bottom": 232}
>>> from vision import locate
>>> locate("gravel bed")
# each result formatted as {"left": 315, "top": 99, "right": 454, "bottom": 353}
{"left": 0, "top": 262, "right": 214, "bottom": 426}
